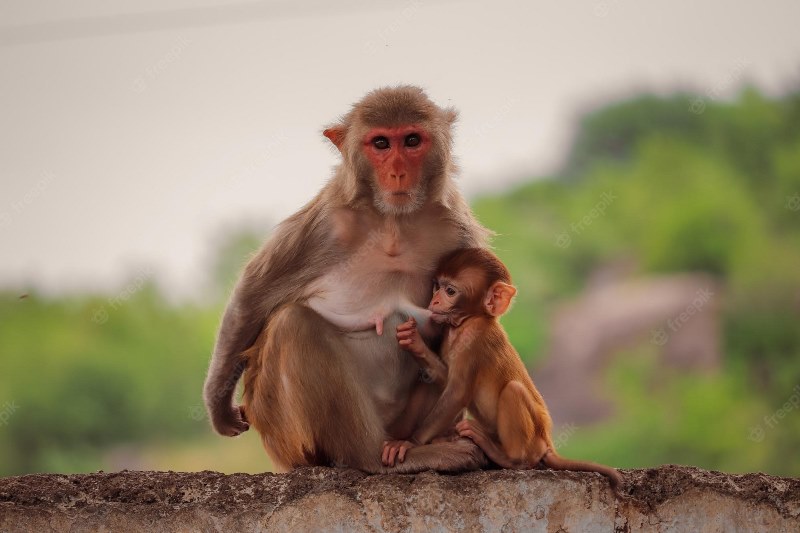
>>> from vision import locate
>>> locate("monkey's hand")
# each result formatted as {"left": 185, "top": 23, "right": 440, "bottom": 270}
{"left": 381, "top": 439, "right": 418, "bottom": 466}
{"left": 396, "top": 318, "right": 427, "bottom": 356}
{"left": 210, "top": 404, "right": 250, "bottom": 437}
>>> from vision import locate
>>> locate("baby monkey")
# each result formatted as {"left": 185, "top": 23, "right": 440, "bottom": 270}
{"left": 383, "top": 248, "right": 622, "bottom": 488}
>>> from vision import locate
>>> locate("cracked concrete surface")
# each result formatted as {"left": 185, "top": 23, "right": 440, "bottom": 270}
{"left": 1, "top": 465, "right": 798, "bottom": 532}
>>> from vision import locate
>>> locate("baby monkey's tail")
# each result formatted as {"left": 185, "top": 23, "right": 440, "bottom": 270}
{"left": 541, "top": 449, "right": 622, "bottom": 489}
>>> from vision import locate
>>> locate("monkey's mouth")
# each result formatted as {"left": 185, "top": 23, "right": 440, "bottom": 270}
{"left": 385, "top": 191, "right": 414, "bottom": 206}
{"left": 429, "top": 312, "right": 448, "bottom": 324}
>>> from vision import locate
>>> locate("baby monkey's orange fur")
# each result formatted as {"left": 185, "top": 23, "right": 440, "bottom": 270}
{"left": 384, "top": 248, "right": 622, "bottom": 488}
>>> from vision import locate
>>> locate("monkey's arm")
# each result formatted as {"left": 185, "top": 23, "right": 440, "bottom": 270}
{"left": 416, "top": 350, "right": 448, "bottom": 388}
{"left": 204, "top": 207, "right": 329, "bottom": 436}
{"left": 203, "top": 276, "right": 271, "bottom": 436}
{"left": 410, "top": 356, "right": 474, "bottom": 445}
{"left": 396, "top": 319, "right": 448, "bottom": 387}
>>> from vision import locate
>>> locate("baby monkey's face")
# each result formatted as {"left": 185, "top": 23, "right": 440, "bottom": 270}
{"left": 429, "top": 275, "right": 461, "bottom": 316}
{"left": 428, "top": 277, "right": 460, "bottom": 314}
{"left": 429, "top": 266, "right": 487, "bottom": 323}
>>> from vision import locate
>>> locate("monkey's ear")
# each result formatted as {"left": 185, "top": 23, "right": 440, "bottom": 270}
{"left": 484, "top": 281, "right": 516, "bottom": 317}
{"left": 323, "top": 126, "right": 347, "bottom": 152}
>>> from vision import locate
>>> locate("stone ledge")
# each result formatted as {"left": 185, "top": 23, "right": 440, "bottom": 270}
{"left": 1, "top": 465, "right": 798, "bottom": 532}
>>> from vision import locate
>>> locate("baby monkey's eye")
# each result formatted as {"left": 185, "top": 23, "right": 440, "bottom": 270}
{"left": 445, "top": 287, "right": 456, "bottom": 297}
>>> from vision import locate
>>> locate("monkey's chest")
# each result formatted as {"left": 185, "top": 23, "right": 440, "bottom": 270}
{"left": 307, "top": 238, "right": 437, "bottom": 317}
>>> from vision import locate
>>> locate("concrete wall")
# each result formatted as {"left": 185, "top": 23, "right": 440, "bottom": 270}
{"left": 1, "top": 465, "right": 798, "bottom": 532}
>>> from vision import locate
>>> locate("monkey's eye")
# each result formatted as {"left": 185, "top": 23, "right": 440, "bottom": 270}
{"left": 445, "top": 286, "right": 456, "bottom": 297}
{"left": 405, "top": 133, "right": 421, "bottom": 147}
{"left": 372, "top": 136, "right": 390, "bottom": 150}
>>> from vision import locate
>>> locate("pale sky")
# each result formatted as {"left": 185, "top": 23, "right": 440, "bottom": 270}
{"left": 1, "top": 0, "right": 798, "bottom": 299}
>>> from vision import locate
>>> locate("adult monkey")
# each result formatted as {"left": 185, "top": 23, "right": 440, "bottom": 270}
{"left": 203, "top": 86, "right": 491, "bottom": 473}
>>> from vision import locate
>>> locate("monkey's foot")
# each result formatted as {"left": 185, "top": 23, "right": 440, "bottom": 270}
{"left": 456, "top": 419, "right": 513, "bottom": 468}
{"left": 456, "top": 420, "right": 489, "bottom": 446}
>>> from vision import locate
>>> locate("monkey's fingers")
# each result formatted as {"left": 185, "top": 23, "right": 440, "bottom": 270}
{"left": 397, "top": 443, "right": 413, "bottom": 463}
{"left": 383, "top": 445, "right": 394, "bottom": 466}
{"left": 459, "top": 428, "right": 475, "bottom": 440}
{"left": 456, "top": 420, "right": 475, "bottom": 439}
{"left": 386, "top": 445, "right": 400, "bottom": 467}
{"left": 382, "top": 441, "right": 405, "bottom": 466}
{"left": 397, "top": 446, "right": 406, "bottom": 463}
{"left": 214, "top": 405, "right": 250, "bottom": 436}
{"left": 381, "top": 443, "right": 391, "bottom": 465}
{"left": 396, "top": 320, "right": 416, "bottom": 332}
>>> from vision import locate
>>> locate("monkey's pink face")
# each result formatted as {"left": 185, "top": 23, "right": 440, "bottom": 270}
{"left": 362, "top": 126, "right": 431, "bottom": 213}
{"left": 429, "top": 277, "right": 459, "bottom": 316}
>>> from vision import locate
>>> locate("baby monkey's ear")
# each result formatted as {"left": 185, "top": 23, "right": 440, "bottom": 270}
{"left": 484, "top": 281, "right": 517, "bottom": 317}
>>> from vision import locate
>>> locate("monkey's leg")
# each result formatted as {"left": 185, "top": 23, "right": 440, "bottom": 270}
{"left": 456, "top": 419, "right": 516, "bottom": 469}
{"left": 243, "top": 303, "right": 388, "bottom": 470}
{"left": 495, "top": 380, "right": 546, "bottom": 468}
{"left": 243, "top": 303, "right": 486, "bottom": 473}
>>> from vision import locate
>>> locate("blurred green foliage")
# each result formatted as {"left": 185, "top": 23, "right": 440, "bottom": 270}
{"left": 474, "top": 87, "right": 800, "bottom": 477}
{"left": 1, "top": 86, "right": 799, "bottom": 477}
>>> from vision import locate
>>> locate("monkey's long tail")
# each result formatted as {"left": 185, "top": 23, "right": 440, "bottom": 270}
{"left": 541, "top": 450, "right": 622, "bottom": 489}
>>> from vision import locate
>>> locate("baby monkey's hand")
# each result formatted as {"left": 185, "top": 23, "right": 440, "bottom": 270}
{"left": 396, "top": 318, "right": 427, "bottom": 356}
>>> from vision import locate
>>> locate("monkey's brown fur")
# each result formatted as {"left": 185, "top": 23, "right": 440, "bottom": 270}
{"left": 203, "top": 86, "right": 491, "bottom": 473}
{"left": 387, "top": 248, "right": 622, "bottom": 487}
